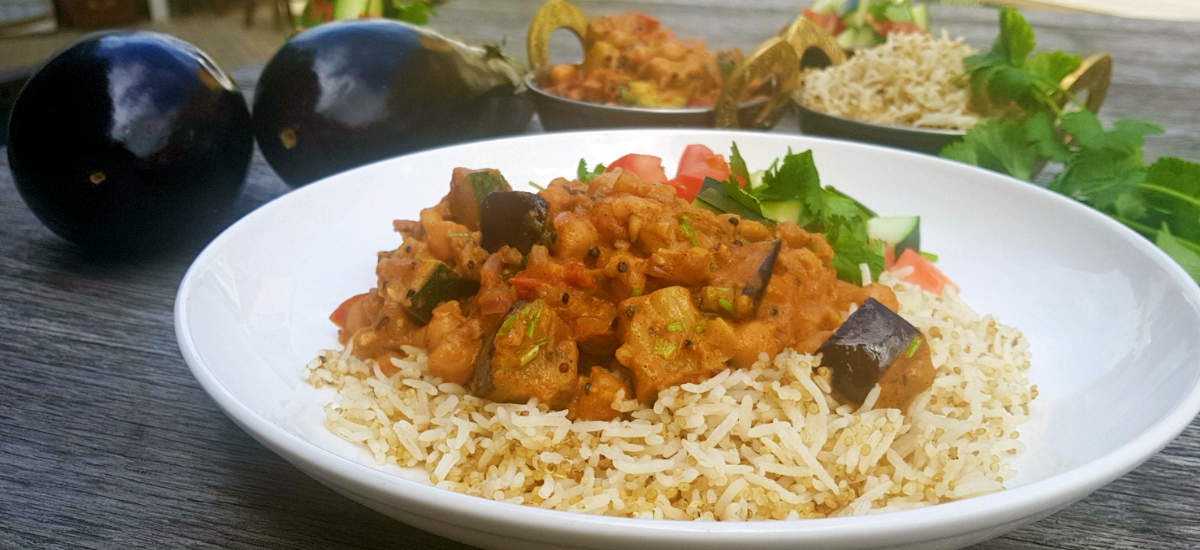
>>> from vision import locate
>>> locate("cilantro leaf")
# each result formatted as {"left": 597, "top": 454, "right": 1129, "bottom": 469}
{"left": 391, "top": 1, "right": 436, "bottom": 24}
{"left": 942, "top": 118, "right": 1041, "bottom": 181}
{"left": 1049, "top": 111, "right": 1162, "bottom": 216}
{"left": 1157, "top": 224, "right": 1200, "bottom": 282}
{"left": 759, "top": 149, "right": 823, "bottom": 209}
{"left": 1027, "top": 51, "right": 1082, "bottom": 85}
{"left": 1138, "top": 157, "right": 1200, "bottom": 242}
{"left": 995, "top": 7, "right": 1036, "bottom": 66}
{"left": 728, "top": 142, "right": 750, "bottom": 185}
{"left": 1147, "top": 157, "right": 1200, "bottom": 197}
{"left": 720, "top": 177, "right": 765, "bottom": 217}
{"left": 826, "top": 220, "right": 885, "bottom": 286}
{"left": 577, "top": 159, "right": 605, "bottom": 183}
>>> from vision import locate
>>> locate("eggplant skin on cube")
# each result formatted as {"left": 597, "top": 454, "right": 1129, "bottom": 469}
{"left": 816, "top": 298, "right": 935, "bottom": 410}
{"left": 480, "top": 191, "right": 549, "bottom": 254}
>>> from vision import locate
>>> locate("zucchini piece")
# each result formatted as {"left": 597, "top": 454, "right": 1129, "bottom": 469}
{"left": 867, "top": 216, "right": 920, "bottom": 257}
{"left": 403, "top": 260, "right": 481, "bottom": 325}
{"left": 691, "top": 177, "right": 773, "bottom": 224}
{"left": 817, "top": 297, "right": 933, "bottom": 409}
{"left": 480, "top": 191, "right": 550, "bottom": 254}
{"left": 911, "top": 3, "right": 929, "bottom": 31}
{"left": 448, "top": 168, "right": 511, "bottom": 230}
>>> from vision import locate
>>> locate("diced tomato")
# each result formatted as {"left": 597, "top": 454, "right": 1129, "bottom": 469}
{"left": 802, "top": 7, "right": 846, "bottom": 37}
{"left": 505, "top": 277, "right": 543, "bottom": 289}
{"left": 867, "top": 18, "right": 924, "bottom": 37}
{"left": 563, "top": 262, "right": 595, "bottom": 289}
{"left": 892, "top": 249, "right": 958, "bottom": 296}
{"left": 632, "top": 13, "right": 660, "bottom": 35}
{"left": 675, "top": 169, "right": 731, "bottom": 201}
{"left": 329, "top": 293, "right": 368, "bottom": 328}
{"left": 677, "top": 144, "right": 715, "bottom": 174}
{"left": 668, "top": 144, "right": 742, "bottom": 201}
{"left": 606, "top": 154, "right": 668, "bottom": 184}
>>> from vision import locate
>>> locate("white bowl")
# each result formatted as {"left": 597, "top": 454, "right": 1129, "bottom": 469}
{"left": 175, "top": 129, "right": 1200, "bottom": 550}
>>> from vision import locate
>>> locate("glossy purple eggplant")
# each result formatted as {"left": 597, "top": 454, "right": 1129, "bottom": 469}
{"left": 6, "top": 32, "right": 252, "bottom": 252}
{"left": 252, "top": 20, "right": 534, "bottom": 188}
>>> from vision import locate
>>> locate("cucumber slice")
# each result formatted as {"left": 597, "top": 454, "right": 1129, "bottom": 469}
{"left": 884, "top": 4, "right": 913, "bottom": 23}
{"left": 839, "top": 0, "right": 860, "bottom": 17}
{"left": 760, "top": 200, "right": 803, "bottom": 224}
{"left": 868, "top": 216, "right": 920, "bottom": 256}
{"left": 911, "top": 4, "right": 929, "bottom": 31}
{"left": 748, "top": 170, "right": 766, "bottom": 190}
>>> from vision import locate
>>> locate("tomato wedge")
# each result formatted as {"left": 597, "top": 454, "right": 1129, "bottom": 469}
{"left": 606, "top": 154, "right": 668, "bottom": 185}
{"left": 329, "top": 292, "right": 368, "bottom": 328}
{"left": 802, "top": 7, "right": 846, "bottom": 37}
{"left": 893, "top": 249, "right": 958, "bottom": 296}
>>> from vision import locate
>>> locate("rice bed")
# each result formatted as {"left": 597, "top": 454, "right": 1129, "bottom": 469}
{"left": 304, "top": 274, "right": 1034, "bottom": 520}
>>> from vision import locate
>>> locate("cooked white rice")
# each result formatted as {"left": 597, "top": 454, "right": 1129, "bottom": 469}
{"left": 304, "top": 273, "right": 1034, "bottom": 520}
{"left": 797, "top": 31, "right": 980, "bottom": 130}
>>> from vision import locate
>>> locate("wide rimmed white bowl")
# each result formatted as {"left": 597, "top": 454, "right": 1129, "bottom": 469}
{"left": 175, "top": 129, "right": 1200, "bottom": 550}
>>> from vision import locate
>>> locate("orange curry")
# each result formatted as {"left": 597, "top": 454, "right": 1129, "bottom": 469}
{"left": 330, "top": 162, "right": 931, "bottom": 422}
{"left": 542, "top": 13, "right": 747, "bottom": 108}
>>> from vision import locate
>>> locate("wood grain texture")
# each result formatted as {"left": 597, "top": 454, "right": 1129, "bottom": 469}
{"left": 1, "top": 2, "right": 1198, "bottom": 549}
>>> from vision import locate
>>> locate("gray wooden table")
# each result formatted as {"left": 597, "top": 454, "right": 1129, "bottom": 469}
{"left": 2, "top": 2, "right": 1199, "bottom": 548}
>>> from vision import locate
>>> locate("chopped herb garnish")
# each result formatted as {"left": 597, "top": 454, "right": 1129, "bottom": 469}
{"left": 525, "top": 307, "right": 542, "bottom": 338}
{"left": 447, "top": 232, "right": 469, "bottom": 238}
{"left": 679, "top": 214, "right": 700, "bottom": 246}
{"left": 694, "top": 318, "right": 707, "bottom": 334}
{"left": 529, "top": 181, "right": 545, "bottom": 190}
{"left": 498, "top": 314, "right": 517, "bottom": 335}
{"left": 711, "top": 286, "right": 731, "bottom": 293}
{"left": 718, "top": 298, "right": 736, "bottom": 315}
{"left": 667, "top": 322, "right": 684, "bottom": 332}
{"left": 904, "top": 337, "right": 922, "bottom": 358}
{"left": 920, "top": 251, "right": 939, "bottom": 262}
{"left": 518, "top": 345, "right": 542, "bottom": 366}
{"left": 631, "top": 288, "right": 643, "bottom": 297}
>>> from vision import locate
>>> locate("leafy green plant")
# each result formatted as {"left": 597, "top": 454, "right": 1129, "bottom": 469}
{"left": 295, "top": 0, "right": 441, "bottom": 31}
{"left": 942, "top": 7, "right": 1200, "bottom": 282}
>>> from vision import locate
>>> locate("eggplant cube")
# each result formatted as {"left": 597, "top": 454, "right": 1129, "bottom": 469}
{"left": 816, "top": 298, "right": 926, "bottom": 407}
{"left": 480, "top": 191, "right": 549, "bottom": 254}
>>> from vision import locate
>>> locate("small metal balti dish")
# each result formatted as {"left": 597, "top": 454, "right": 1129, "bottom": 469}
{"left": 782, "top": 15, "right": 1113, "bottom": 155}
{"left": 524, "top": 0, "right": 801, "bottom": 131}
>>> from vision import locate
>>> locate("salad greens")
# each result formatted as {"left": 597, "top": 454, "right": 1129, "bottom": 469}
{"left": 942, "top": 8, "right": 1200, "bottom": 283}
{"left": 577, "top": 159, "right": 606, "bottom": 184}
{"left": 295, "top": 0, "right": 438, "bottom": 31}
{"left": 699, "top": 146, "right": 885, "bottom": 286}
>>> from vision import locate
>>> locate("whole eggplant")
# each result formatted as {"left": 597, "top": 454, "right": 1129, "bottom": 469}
{"left": 252, "top": 19, "right": 534, "bottom": 188}
{"left": 6, "top": 32, "right": 253, "bottom": 252}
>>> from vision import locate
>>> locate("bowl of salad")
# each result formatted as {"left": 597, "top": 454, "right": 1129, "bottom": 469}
{"left": 801, "top": 0, "right": 930, "bottom": 53}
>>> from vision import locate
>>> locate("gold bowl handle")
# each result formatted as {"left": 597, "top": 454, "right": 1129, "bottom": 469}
{"left": 526, "top": 0, "right": 590, "bottom": 70}
{"left": 1060, "top": 53, "right": 1112, "bottom": 113}
{"left": 715, "top": 37, "right": 801, "bottom": 129}
{"left": 779, "top": 16, "right": 847, "bottom": 67}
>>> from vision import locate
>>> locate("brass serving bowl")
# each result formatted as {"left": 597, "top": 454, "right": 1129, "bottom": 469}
{"left": 781, "top": 17, "right": 1113, "bottom": 155}
{"left": 524, "top": 0, "right": 798, "bottom": 131}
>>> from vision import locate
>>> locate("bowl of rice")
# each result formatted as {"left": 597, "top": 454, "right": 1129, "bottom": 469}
{"left": 176, "top": 129, "right": 1200, "bottom": 550}
{"left": 794, "top": 31, "right": 981, "bottom": 154}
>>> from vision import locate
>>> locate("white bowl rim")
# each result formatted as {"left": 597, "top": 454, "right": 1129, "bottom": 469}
{"left": 175, "top": 128, "right": 1200, "bottom": 545}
